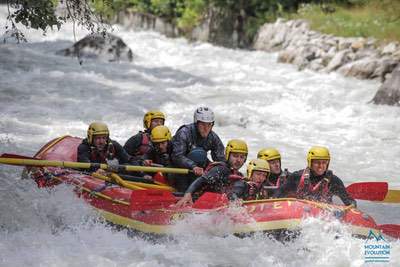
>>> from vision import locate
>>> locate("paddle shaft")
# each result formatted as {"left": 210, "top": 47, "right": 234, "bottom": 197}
{"left": 0, "top": 157, "right": 190, "bottom": 175}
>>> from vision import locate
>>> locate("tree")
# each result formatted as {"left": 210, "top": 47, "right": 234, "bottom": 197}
{"left": 4, "top": 0, "right": 110, "bottom": 43}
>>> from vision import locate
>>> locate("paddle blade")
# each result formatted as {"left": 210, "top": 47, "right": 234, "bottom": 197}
{"left": 192, "top": 192, "right": 229, "bottom": 209}
{"left": 130, "top": 189, "right": 176, "bottom": 211}
{"left": 0, "top": 153, "right": 37, "bottom": 160}
{"left": 153, "top": 172, "right": 168, "bottom": 185}
{"left": 378, "top": 224, "right": 400, "bottom": 239}
{"left": 346, "top": 182, "right": 388, "bottom": 201}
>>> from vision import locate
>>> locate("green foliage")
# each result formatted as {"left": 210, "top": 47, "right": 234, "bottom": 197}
{"left": 5, "top": 0, "right": 109, "bottom": 43}
{"left": 177, "top": 0, "right": 206, "bottom": 32}
{"left": 5, "top": 0, "right": 400, "bottom": 45}
{"left": 9, "top": 0, "right": 60, "bottom": 31}
{"left": 291, "top": 0, "right": 400, "bottom": 42}
{"left": 92, "top": 0, "right": 114, "bottom": 20}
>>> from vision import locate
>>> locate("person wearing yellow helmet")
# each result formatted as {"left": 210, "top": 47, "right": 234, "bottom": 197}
{"left": 143, "top": 125, "right": 173, "bottom": 167}
{"left": 171, "top": 106, "right": 225, "bottom": 192}
{"left": 77, "top": 122, "right": 135, "bottom": 174}
{"left": 175, "top": 139, "right": 248, "bottom": 207}
{"left": 124, "top": 110, "right": 165, "bottom": 159}
{"left": 139, "top": 125, "right": 175, "bottom": 185}
{"left": 257, "top": 148, "right": 289, "bottom": 187}
{"left": 244, "top": 159, "right": 271, "bottom": 200}
{"left": 274, "top": 146, "right": 356, "bottom": 207}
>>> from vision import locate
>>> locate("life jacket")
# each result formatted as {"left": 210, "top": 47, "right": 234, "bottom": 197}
{"left": 246, "top": 181, "right": 269, "bottom": 200}
{"left": 197, "top": 162, "right": 244, "bottom": 196}
{"left": 264, "top": 179, "right": 278, "bottom": 187}
{"left": 221, "top": 166, "right": 244, "bottom": 196}
{"left": 254, "top": 169, "right": 289, "bottom": 200}
{"left": 296, "top": 168, "right": 332, "bottom": 202}
{"left": 136, "top": 132, "right": 151, "bottom": 156}
{"left": 204, "top": 162, "right": 243, "bottom": 183}
{"left": 90, "top": 142, "right": 116, "bottom": 163}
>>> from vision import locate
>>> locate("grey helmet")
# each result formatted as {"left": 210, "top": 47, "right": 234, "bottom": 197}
{"left": 194, "top": 106, "right": 215, "bottom": 123}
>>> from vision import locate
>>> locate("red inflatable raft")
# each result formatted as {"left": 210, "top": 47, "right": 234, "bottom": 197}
{"left": 23, "top": 136, "right": 385, "bottom": 238}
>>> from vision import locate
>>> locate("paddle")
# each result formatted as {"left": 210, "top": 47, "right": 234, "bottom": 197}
{"left": 118, "top": 174, "right": 157, "bottom": 184}
{"left": 0, "top": 153, "right": 190, "bottom": 175}
{"left": 382, "top": 189, "right": 400, "bottom": 203}
{"left": 91, "top": 172, "right": 175, "bottom": 192}
{"left": 1, "top": 153, "right": 39, "bottom": 160}
{"left": 346, "top": 182, "right": 388, "bottom": 201}
{"left": 346, "top": 182, "right": 400, "bottom": 203}
{"left": 377, "top": 224, "right": 400, "bottom": 239}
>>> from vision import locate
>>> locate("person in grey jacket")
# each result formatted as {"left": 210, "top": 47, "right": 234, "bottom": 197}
{"left": 171, "top": 106, "right": 225, "bottom": 192}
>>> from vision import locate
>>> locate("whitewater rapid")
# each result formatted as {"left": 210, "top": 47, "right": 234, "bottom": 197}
{"left": 0, "top": 6, "right": 399, "bottom": 267}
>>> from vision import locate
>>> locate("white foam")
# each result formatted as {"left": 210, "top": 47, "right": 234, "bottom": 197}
{"left": 1, "top": 5, "right": 400, "bottom": 266}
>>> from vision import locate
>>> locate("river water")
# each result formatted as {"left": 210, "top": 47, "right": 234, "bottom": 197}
{"left": 0, "top": 6, "right": 399, "bottom": 267}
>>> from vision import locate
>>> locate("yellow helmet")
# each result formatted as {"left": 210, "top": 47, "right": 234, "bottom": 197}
{"left": 307, "top": 146, "right": 330, "bottom": 167}
{"left": 257, "top": 148, "right": 281, "bottom": 161}
{"left": 150, "top": 125, "right": 172, "bottom": 143}
{"left": 225, "top": 139, "right": 248, "bottom": 160}
{"left": 87, "top": 122, "right": 109, "bottom": 145}
{"left": 143, "top": 110, "right": 165, "bottom": 129}
{"left": 247, "top": 159, "right": 270, "bottom": 180}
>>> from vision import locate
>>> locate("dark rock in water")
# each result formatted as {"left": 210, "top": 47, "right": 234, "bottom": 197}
{"left": 371, "top": 64, "right": 400, "bottom": 106}
{"left": 57, "top": 33, "right": 134, "bottom": 62}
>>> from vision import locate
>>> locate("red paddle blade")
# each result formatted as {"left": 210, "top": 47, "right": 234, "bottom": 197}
{"left": 153, "top": 172, "right": 168, "bottom": 185}
{"left": 192, "top": 192, "right": 229, "bottom": 209}
{"left": 130, "top": 189, "right": 176, "bottom": 211}
{"left": 1, "top": 153, "right": 37, "bottom": 160}
{"left": 378, "top": 224, "right": 400, "bottom": 239}
{"left": 346, "top": 182, "right": 388, "bottom": 201}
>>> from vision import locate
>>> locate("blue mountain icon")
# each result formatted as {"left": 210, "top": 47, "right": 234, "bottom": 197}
{"left": 366, "top": 230, "right": 387, "bottom": 243}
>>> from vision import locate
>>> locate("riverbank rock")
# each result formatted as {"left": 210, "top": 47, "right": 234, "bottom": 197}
{"left": 371, "top": 65, "right": 400, "bottom": 106}
{"left": 253, "top": 19, "right": 400, "bottom": 106}
{"left": 116, "top": 8, "right": 250, "bottom": 48}
{"left": 57, "top": 33, "right": 134, "bottom": 62}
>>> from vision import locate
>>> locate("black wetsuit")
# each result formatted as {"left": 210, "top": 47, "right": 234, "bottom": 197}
{"left": 123, "top": 131, "right": 152, "bottom": 159}
{"left": 143, "top": 141, "right": 173, "bottom": 167}
{"left": 77, "top": 138, "right": 139, "bottom": 173}
{"left": 185, "top": 161, "right": 247, "bottom": 200}
{"left": 142, "top": 141, "right": 174, "bottom": 184}
{"left": 273, "top": 169, "right": 356, "bottom": 206}
{"left": 171, "top": 123, "right": 225, "bottom": 192}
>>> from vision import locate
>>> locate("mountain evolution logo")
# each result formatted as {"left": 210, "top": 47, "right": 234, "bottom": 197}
{"left": 364, "top": 230, "right": 391, "bottom": 263}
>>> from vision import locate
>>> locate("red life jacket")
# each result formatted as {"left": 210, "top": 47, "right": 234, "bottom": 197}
{"left": 204, "top": 162, "right": 244, "bottom": 183}
{"left": 252, "top": 170, "right": 288, "bottom": 200}
{"left": 90, "top": 142, "right": 116, "bottom": 163}
{"left": 221, "top": 168, "right": 244, "bottom": 196}
{"left": 296, "top": 168, "right": 331, "bottom": 202}
{"left": 136, "top": 132, "right": 150, "bottom": 156}
{"left": 246, "top": 181, "right": 269, "bottom": 200}
{"left": 197, "top": 162, "right": 244, "bottom": 196}
{"left": 265, "top": 178, "right": 279, "bottom": 187}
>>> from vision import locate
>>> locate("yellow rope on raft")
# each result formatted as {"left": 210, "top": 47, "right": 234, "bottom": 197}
{"left": 49, "top": 170, "right": 130, "bottom": 205}
{"left": 92, "top": 172, "right": 175, "bottom": 192}
{"left": 34, "top": 135, "right": 70, "bottom": 158}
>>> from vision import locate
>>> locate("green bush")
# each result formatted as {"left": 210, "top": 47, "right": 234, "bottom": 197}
{"left": 291, "top": 0, "right": 400, "bottom": 42}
